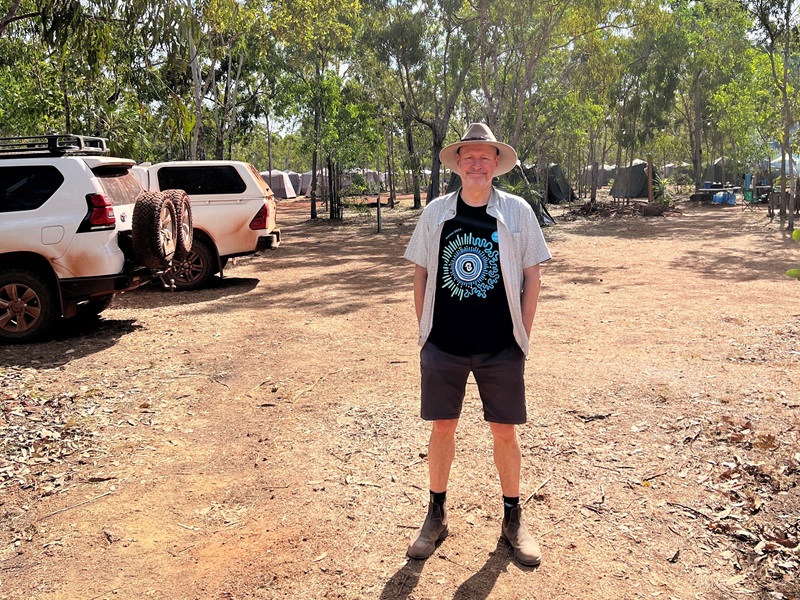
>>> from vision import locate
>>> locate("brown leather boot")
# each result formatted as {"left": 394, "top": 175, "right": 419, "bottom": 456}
{"left": 501, "top": 505, "right": 541, "bottom": 566}
{"left": 407, "top": 502, "right": 448, "bottom": 559}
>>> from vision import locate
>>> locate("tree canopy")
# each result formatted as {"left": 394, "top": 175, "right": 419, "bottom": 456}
{"left": 1, "top": 0, "right": 798, "bottom": 221}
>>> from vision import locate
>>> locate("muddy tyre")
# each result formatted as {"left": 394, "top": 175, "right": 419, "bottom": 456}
{"left": 171, "top": 237, "right": 216, "bottom": 291}
{"left": 0, "top": 269, "right": 58, "bottom": 343}
{"left": 163, "top": 189, "right": 193, "bottom": 260}
{"left": 133, "top": 192, "right": 177, "bottom": 269}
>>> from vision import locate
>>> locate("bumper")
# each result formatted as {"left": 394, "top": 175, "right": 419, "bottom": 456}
{"left": 59, "top": 267, "right": 154, "bottom": 301}
{"left": 257, "top": 229, "right": 281, "bottom": 251}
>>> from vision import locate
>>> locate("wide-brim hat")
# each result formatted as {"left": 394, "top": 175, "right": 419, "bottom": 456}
{"left": 439, "top": 123, "right": 518, "bottom": 177}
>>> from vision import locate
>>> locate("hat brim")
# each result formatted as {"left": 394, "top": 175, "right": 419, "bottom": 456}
{"left": 440, "top": 140, "right": 518, "bottom": 177}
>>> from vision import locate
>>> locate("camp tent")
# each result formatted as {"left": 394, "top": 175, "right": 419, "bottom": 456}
{"left": 664, "top": 162, "right": 693, "bottom": 181}
{"left": 581, "top": 164, "right": 615, "bottom": 187}
{"left": 610, "top": 159, "right": 656, "bottom": 199}
{"left": 260, "top": 170, "right": 297, "bottom": 199}
{"left": 285, "top": 171, "right": 301, "bottom": 194}
{"left": 545, "top": 164, "right": 576, "bottom": 203}
{"left": 703, "top": 157, "right": 737, "bottom": 185}
{"left": 447, "top": 165, "right": 555, "bottom": 227}
{"left": 767, "top": 157, "right": 799, "bottom": 177}
{"left": 521, "top": 163, "right": 576, "bottom": 204}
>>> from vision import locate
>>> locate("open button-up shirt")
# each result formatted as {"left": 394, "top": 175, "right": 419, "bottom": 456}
{"left": 404, "top": 187, "right": 552, "bottom": 358}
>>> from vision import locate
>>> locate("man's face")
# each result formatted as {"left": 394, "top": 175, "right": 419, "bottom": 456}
{"left": 457, "top": 144, "right": 499, "bottom": 189}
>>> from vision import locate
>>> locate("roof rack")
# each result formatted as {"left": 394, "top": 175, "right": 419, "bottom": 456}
{"left": 0, "top": 134, "right": 110, "bottom": 158}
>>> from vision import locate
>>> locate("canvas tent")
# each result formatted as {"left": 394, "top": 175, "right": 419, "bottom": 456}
{"left": 286, "top": 171, "right": 301, "bottom": 194}
{"left": 546, "top": 164, "right": 577, "bottom": 203}
{"left": 260, "top": 170, "right": 297, "bottom": 199}
{"left": 610, "top": 159, "right": 655, "bottom": 199}
{"left": 581, "top": 164, "right": 615, "bottom": 187}
{"left": 703, "top": 157, "right": 737, "bottom": 184}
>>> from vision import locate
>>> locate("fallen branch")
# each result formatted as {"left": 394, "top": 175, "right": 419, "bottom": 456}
{"left": 292, "top": 368, "right": 344, "bottom": 403}
{"left": 38, "top": 492, "right": 114, "bottom": 521}
{"left": 524, "top": 475, "right": 553, "bottom": 505}
{"left": 667, "top": 501, "right": 712, "bottom": 520}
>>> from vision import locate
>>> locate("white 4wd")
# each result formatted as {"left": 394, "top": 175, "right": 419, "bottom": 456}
{"left": 0, "top": 134, "right": 191, "bottom": 343}
{"left": 134, "top": 160, "right": 281, "bottom": 290}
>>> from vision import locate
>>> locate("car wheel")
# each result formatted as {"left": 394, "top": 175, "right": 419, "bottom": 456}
{"left": 163, "top": 189, "right": 193, "bottom": 260}
{"left": 133, "top": 191, "right": 177, "bottom": 268}
{"left": 171, "top": 238, "right": 215, "bottom": 290}
{"left": 0, "top": 269, "right": 59, "bottom": 343}
{"left": 75, "top": 295, "right": 114, "bottom": 320}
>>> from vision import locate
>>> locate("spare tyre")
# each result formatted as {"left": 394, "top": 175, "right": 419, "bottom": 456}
{"left": 133, "top": 191, "right": 177, "bottom": 268}
{"left": 162, "top": 189, "right": 193, "bottom": 260}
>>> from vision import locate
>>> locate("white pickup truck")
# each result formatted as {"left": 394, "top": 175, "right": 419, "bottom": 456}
{"left": 133, "top": 161, "right": 281, "bottom": 290}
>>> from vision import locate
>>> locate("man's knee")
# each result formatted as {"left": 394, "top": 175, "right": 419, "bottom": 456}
{"left": 489, "top": 422, "right": 517, "bottom": 443}
{"left": 431, "top": 418, "right": 459, "bottom": 438}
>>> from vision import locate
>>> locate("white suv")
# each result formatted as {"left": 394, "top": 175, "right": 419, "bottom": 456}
{"left": 0, "top": 134, "right": 189, "bottom": 342}
{"left": 135, "top": 160, "right": 281, "bottom": 290}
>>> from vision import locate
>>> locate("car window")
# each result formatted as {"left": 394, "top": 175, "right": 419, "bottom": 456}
{"left": 93, "top": 167, "right": 142, "bottom": 206}
{"left": 0, "top": 166, "right": 65, "bottom": 212}
{"left": 156, "top": 165, "right": 247, "bottom": 195}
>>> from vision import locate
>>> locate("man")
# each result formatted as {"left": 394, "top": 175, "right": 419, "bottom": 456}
{"left": 403, "top": 123, "right": 551, "bottom": 566}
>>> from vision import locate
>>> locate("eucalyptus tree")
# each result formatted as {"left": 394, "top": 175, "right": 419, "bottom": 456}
{"left": 372, "top": 0, "right": 479, "bottom": 205}
{"left": 268, "top": 0, "right": 360, "bottom": 218}
{"left": 474, "top": 0, "right": 623, "bottom": 153}
{"left": 670, "top": 0, "right": 752, "bottom": 188}
{"left": 745, "top": 0, "right": 800, "bottom": 228}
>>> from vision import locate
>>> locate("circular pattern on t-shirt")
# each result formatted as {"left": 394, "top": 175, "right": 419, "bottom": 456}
{"left": 441, "top": 233, "right": 500, "bottom": 300}
{"left": 452, "top": 249, "right": 484, "bottom": 284}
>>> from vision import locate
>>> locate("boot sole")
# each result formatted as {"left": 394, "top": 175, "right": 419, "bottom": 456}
{"left": 406, "top": 526, "right": 448, "bottom": 560}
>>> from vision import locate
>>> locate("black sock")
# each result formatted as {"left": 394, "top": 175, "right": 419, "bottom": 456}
{"left": 430, "top": 490, "right": 446, "bottom": 506}
{"left": 503, "top": 495, "right": 519, "bottom": 520}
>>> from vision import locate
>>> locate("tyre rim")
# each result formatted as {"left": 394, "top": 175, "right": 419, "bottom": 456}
{"left": 0, "top": 283, "right": 42, "bottom": 332}
{"left": 160, "top": 204, "right": 177, "bottom": 257}
{"left": 180, "top": 203, "right": 191, "bottom": 246}
{"left": 173, "top": 251, "right": 205, "bottom": 284}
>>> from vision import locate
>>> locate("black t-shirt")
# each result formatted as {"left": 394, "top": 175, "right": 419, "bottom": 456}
{"left": 428, "top": 196, "right": 515, "bottom": 355}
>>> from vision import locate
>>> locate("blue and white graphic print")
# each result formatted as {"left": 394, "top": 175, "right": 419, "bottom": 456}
{"left": 441, "top": 232, "right": 500, "bottom": 300}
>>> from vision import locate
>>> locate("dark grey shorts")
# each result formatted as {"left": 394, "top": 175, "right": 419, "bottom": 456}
{"left": 420, "top": 341, "right": 527, "bottom": 424}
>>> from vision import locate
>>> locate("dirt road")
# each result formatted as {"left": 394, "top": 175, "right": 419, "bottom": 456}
{"left": 1, "top": 197, "right": 798, "bottom": 599}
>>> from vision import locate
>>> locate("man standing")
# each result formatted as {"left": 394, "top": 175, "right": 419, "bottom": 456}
{"left": 403, "top": 123, "right": 551, "bottom": 566}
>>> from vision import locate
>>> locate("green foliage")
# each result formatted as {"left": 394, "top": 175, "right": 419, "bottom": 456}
{"left": 787, "top": 230, "right": 800, "bottom": 280}
{"left": 653, "top": 175, "right": 676, "bottom": 207}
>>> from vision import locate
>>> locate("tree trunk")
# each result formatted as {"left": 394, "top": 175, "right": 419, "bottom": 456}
{"left": 692, "top": 73, "right": 703, "bottom": 189}
{"left": 428, "top": 121, "right": 447, "bottom": 204}
{"left": 402, "top": 104, "right": 422, "bottom": 209}
{"left": 310, "top": 103, "right": 320, "bottom": 220}
{"left": 267, "top": 112, "right": 274, "bottom": 191}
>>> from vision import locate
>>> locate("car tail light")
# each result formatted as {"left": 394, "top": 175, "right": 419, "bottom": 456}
{"left": 77, "top": 193, "right": 115, "bottom": 232}
{"left": 249, "top": 204, "right": 270, "bottom": 230}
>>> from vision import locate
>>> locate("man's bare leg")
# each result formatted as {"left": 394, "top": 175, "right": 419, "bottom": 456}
{"left": 407, "top": 418, "right": 458, "bottom": 559}
{"left": 490, "top": 421, "right": 541, "bottom": 566}
{"left": 429, "top": 418, "right": 459, "bottom": 492}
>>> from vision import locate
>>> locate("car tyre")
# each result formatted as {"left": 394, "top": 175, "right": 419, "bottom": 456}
{"left": 133, "top": 191, "right": 177, "bottom": 268}
{"left": 171, "top": 237, "right": 215, "bottom": 290}
{"left": 163, "top": 189, "right": 193, "bottom": 260}
{"left": 0, "top": 269, "right": 59, "bottom": 343}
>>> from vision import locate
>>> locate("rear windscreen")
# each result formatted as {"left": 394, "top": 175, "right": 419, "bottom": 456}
{"left": 157, "top": 165, "right": 247, "bottom": 195}
{"left": 0, "top": 166, "right": 64, "bottom": 212}
{"left": 93, "top": 167, "right": 142, "bottom": 206}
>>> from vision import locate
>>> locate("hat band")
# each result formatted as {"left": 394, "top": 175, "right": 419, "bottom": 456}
{"left": 461, "top": 136, "right": 493, "bottom": 142}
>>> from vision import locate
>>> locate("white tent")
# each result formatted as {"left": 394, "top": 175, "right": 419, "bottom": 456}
{"left": 260, "top": 170, "right": 297, "bottom": 199}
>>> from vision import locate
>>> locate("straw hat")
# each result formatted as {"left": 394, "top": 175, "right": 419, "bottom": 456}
{"left": 439, "top": 123, "right": 518, "bottom": 177}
